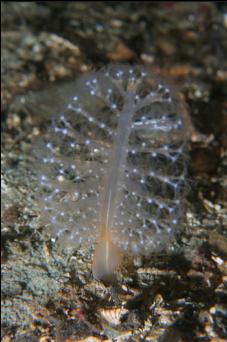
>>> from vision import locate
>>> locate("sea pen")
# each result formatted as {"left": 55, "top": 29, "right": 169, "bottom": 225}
{"left": 35, "top": 65, "right": 191, "bottom": 280}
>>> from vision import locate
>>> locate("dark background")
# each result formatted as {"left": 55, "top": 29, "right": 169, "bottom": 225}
{"left": 1, "top": 2, "right": 227, "bottom": 341}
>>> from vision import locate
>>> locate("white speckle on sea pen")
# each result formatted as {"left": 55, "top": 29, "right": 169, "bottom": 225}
{"left": 35, "top": 65, "right": 191, "bottom": 280}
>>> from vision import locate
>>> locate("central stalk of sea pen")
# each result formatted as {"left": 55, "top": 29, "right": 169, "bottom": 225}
{"left": 92, "top": 91, "right": 135, "bottom": 280}
{"left": 101, "top": 93, "right": 135, "bottom": 238}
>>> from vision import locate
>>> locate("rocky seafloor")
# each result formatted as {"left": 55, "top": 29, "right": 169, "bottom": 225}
{"left": 1, "top": 2, "right": 227, "bottom": 341}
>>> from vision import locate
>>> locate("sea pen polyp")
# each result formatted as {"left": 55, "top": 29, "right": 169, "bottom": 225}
{"left": 35, "top": 65, "right": 191, "bottom": 280}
